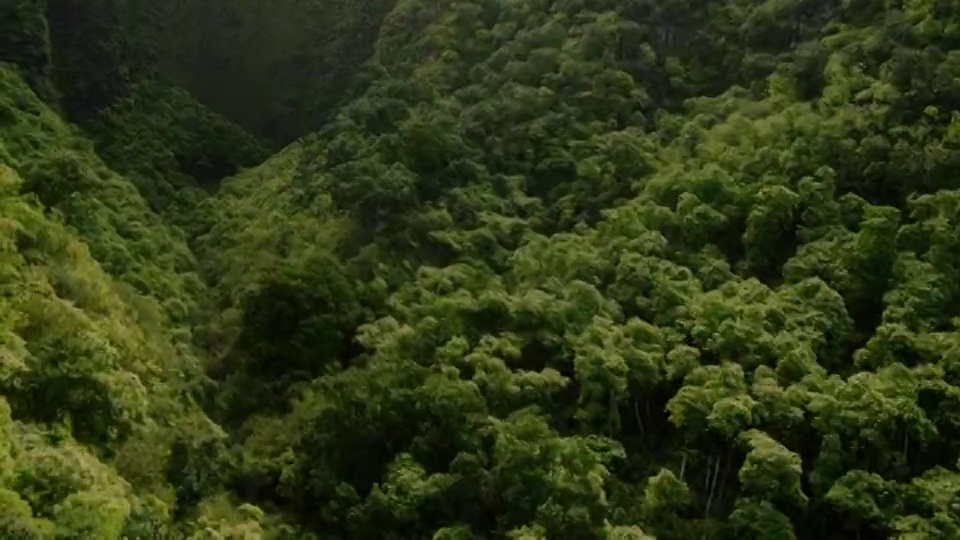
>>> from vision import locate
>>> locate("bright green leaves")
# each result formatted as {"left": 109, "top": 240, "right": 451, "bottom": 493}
{"left": 8, "top": 0, "right": 960, "bottom": 536}
{"left": 0, "top": 165, "right": 158, "bottom": 451}
{"left": 682, "top": 276, "right": 851, "bottom": 378}
{"left": 667, "top": 363, "right": 756, "bottom": 440}
{"left": 640, "top": 468, "right": 692, "bottom": 539}
{"left": 19, "top": 151, "right": 98, "bottom": 209}
{"left": 2, "top": 426, "right": 138, "bottom": 537}
{"left": 184, "top": 496, "right": 278, "bottom": 540}
{"left": 889, "top": 190, "right": 960, "bottom": 327}
{"left": 279, "top": 361, "right": 625, "bottom": 537}
{"left": 571, "top": 329, "right": 630, "bottom": 427}
{"left": 603, "top": 524, "right": 656, "bottom": 539}
{"left": 16, "top": 311, "right": 148, "bottom": 446}
{"left": 347, "top": 454, "right": 458, "bottom": 538}
{"left": 726, "top": 498, "right": 796, "bottom": 540}
{"left": 611, "top": 251, "right": 700, "bottom": 326}
{"left": 738, "top": 430, "right": 806, "bottom": 508}
{"left": 461, "top": 333, "right": 569, "bottom": 415}
{"left": 815, "top": 466, "right": 960, "bottom": 537}
{"left": 409, "top": 366, "right": 489, "bottom": 465}
{"left": 805, "top": 364, "right": 937, "bottom": 477}
{"left": 488, "top": 409, "right": 623, "bottom": 538}
{"left": 824, "top": 470, "right": 897, "bottom": 530}
{"left": 0, "top": 67, "right": 205, "bottom": 327}
{"left": 571, "top": 317, "right": 665, "bottom": 433}
{"left": 0, "top": 402, "right": 53, "bottom": 538}
{"left": 686, "top": 280, "right": 782, "bottom": 370}
{"left": 749, "top": 366, "right": 805, "bottom": 430}
{"left": 0, "top": 70, "right": 269, "bottom": 537}
{"left": 53, "top": 490, "right": 131, "bottom": 539}
{"left": 892, "top": 467, "right": 960, "bottom": 538}
{"left": 0, "top": 487, "right": 52, "bottom": 539}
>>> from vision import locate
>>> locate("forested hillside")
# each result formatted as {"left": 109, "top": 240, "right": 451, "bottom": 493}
{"left": 140, "top": 0, "right": 397, "bottom": 143}
{"left": 5, "top": 0, "right": 960, "bottom": 538}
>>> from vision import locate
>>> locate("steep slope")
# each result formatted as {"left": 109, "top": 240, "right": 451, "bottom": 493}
{"left": 7, "top": 0, "right": 960, "bottom": 538}
{"left": 194, "top": 144, "right": 359, "bottom": 422}
{"left": 0, "top": 66, "right": 304, "bottom": 537}
{"left": 141, "top": 0, "right": 397, "bottom": 142}
{"left": 88, "top": 79, "right": 270, "bottom": 226}
{"left": 200, "top": 0, "right": 960, "bottom": 538}
{"left": 1, "top": 0, "right": 271, "bottom": 217}
{"left": 0, "top": 67, "right": 203, "bottom": 326}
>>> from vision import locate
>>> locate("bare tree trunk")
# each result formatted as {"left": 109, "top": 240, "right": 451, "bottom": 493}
{"left": 703, "top": 456, "right": 712, "bottom": 492}
{"left": 715, "top": 446, "right": 734, "bottom": 508}
{"left": 633, "top": 398, "right": 645, "bottom": 437}
{"left": 705, "top": 454, "right": 721, "bottom": 515}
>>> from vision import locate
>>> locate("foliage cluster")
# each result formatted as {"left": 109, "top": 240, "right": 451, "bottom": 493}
{"left": 0, "top": 66, "right": 305, "bottom": 537}
{"left": 201, "top": 0, "right": 960, "bottom": 538}
{"left": 8, "top": 0, "right": 960, "bottom": 538}
{"left": 1, "top": 0, "right": 271, "bottom": 216}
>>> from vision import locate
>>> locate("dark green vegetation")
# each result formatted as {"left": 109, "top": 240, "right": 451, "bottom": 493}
{"left": 145, "top": 0, "right": 397, "bottom": 143}
{"left": 5, "top": 0, "right": 960, "bottom": 538}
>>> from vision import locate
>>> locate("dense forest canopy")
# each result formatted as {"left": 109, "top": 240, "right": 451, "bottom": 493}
{"left": 4, "top": 0, "right": 960, "bottom": 538}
